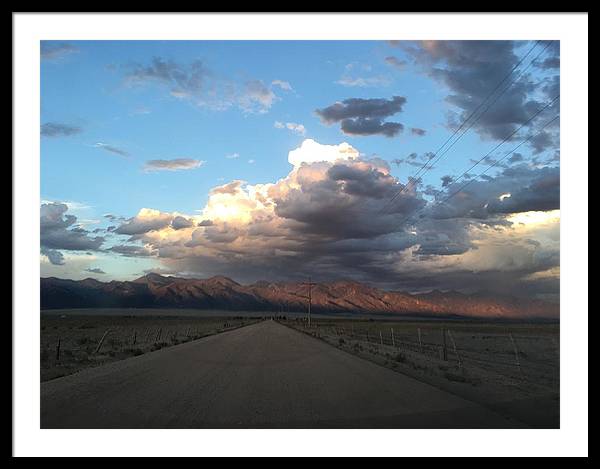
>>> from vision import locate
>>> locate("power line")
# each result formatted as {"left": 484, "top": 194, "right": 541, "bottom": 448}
{"left": 380, "top": 40, "right": 542, "bottom": 213}
{"left": 439, "top": 113, "right": 560, "bottom": 207}
{"left": 301, "top": 277, "right": 317, "bottom": 328}
{"left": 380, "top": 40, "right": 553, "bottom": 215}
{"left": 389, "top": 110, "right": 560, "bottom": 231}
{"left": 405, "top": 41, "right": 554, "bottom": 191}
{"left": 435, "top": 94, "right": 559, "bottom": 193}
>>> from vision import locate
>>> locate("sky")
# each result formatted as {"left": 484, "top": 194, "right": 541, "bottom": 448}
{"left": 40, "top": 40, "right": 560, "bottom": 301}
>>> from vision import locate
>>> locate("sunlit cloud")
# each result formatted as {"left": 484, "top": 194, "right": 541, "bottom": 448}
{"left": 143, "top": 158, "right": 205, "bottom": 172}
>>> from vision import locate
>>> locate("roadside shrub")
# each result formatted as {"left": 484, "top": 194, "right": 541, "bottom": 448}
{"left": 394, "top": 352, "right": 407, "bottom": 363}
{"left": 338, "top": 338, "right": 345, "bottom": 346}
{"left": 77, "top": 336, "right": 93, "bottom": 346}
{"left": 150, "top": 342, "right": 169, "bottom": 352}
{"left": 444, "top": 371, "right": 468, "bottom": 383}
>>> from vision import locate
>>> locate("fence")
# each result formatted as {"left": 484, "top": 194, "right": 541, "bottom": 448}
{"left": 292, "top": 321, "right": 559, "bottom": 386}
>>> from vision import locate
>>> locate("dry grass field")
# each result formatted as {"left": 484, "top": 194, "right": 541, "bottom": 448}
{"left": 40, "top": 310, "right": 261, "bottom": 382}
{"left": 286, "top": 317, "right": 559, "bottom": 427}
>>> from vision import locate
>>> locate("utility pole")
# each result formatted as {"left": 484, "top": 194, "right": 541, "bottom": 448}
{"left": 301, "top": 277, "right": 317, "bottom": 327}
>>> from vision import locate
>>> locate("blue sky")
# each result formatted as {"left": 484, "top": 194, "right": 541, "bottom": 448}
{"left": 40, "top": 40, "right": 560, "bottom": 299}
{"left": 41, "top": 41, "right": 457, "bottom": 215}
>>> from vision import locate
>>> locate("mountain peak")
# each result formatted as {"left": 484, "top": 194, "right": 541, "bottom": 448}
{"left": 205, "top": 275, "right": 240, "bottom": 287}
{"left": 133, "top": 272, "right": 174, "bottom": 285}
{"left": 40, "top": 275, "right": 559, "bottom": 320}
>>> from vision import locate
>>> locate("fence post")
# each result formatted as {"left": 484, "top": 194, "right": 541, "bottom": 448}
{"left": 366, "top": 330, "right": 370, "bottom": 343}
{"left": 509, "top": 333, "right": 522, "bottom": 373}
{"left": 132, "top": 329, "right": 137, "bottom": 345}
{"left": 391, "top": 328, "right": 395, "bottom": 347}
{"left": 418, "top": 328, "right": 423, "bottom": 354}
{"left": 95, "top": 329, "right": 111, "bottom": 354}
{"left": 380, "top": 331, "right": 383, "bottom": 346}
{"left": 442, "top": 328, "right": 447, "bottom": 361}
{"left": 447, "top": 329, "right": 462, "bottom": 369}
{"left": 55, "top": 338, "right": 61, "bottom": 362}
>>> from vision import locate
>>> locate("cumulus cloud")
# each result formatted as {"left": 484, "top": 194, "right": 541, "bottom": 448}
{"left": 41, "top": 122, "right": 82, "bottom": 138}
{"left": 315, "top": 96, "right": 407, "bottom": 137}
{"left": 143, "top": 158, "right": 205, "bottom": 172}
{"left": 287, "top": 139, "right": 360, "bottom": 167}
{"left": 114, "top": 208, "right": 175, "bottom": 236}
{"left": 95, "top": 139, "right": 559, "bottom": 300}
{"left": 94, "top": 143, "right": 129, "bottom": 157}
{"left": 40, "top": 203, "right": 105, "bottom": 264}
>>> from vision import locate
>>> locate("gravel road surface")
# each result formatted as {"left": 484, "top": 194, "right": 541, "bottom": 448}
{"left": 41, "top": 320, "right": 523, "bottom": 428}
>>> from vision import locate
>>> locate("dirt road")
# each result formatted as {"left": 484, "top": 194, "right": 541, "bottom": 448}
{"left": 41, "top": 320, "right": 523, "bottom": 428}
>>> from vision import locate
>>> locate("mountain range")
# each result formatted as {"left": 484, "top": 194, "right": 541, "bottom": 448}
{"left": 40, "top": 274, "right": 559, "bottom": 320}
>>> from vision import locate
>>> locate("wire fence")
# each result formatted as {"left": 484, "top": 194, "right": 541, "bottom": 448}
{"left": 290, "top": 321, "right": 559, "bottom": 387}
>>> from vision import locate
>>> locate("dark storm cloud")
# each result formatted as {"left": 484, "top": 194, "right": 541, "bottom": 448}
{"left": 487, "top": 169, "right": 560, "bottom": 214}
{"left": 116, "top": 142, "right": 559, "bottom": 302}
{"left": 316, "top": 96, "right": 406, "bottom": 123}
{"left": 273, "top": 160, "right": 425, "bottom": 240}
{"left": 41, "top": 122, "right": 82, "bottom": 138}
{"left": 114, "top": 212, "right": 174, "bottom": 236}
{"left": 398, "top": 40, "right": 560, "bottom": 148}
{"left": 535, "top": 56, "right": 560, "bottom": 70}
{"left": 40, "top": 203, "right": 105, "bottom": 264}
{"left": 109, "top": 244, "right": 155, "bottom": 257}
{"left": 41, "top": 247, "right": 65, "bottom": 266}
{"left": 340, "top": 118, "right": 403, "bottom": 137}
{"left": 509, "top": 152, "right": 524, "bottom": 163}
{"left": 529, "top": 130, "right": 557, "bottom": 155}
{"left": 171, "top": 215, "right": 194, "bottom": 230}
{"left": 315, "top": 96, "right": 406, "bottom": 137}
{"left": 429, "top": 165, "right": 560, "bottom": 219}
{"left": 327, "top": 163, "right": 397, "bottom": 199}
